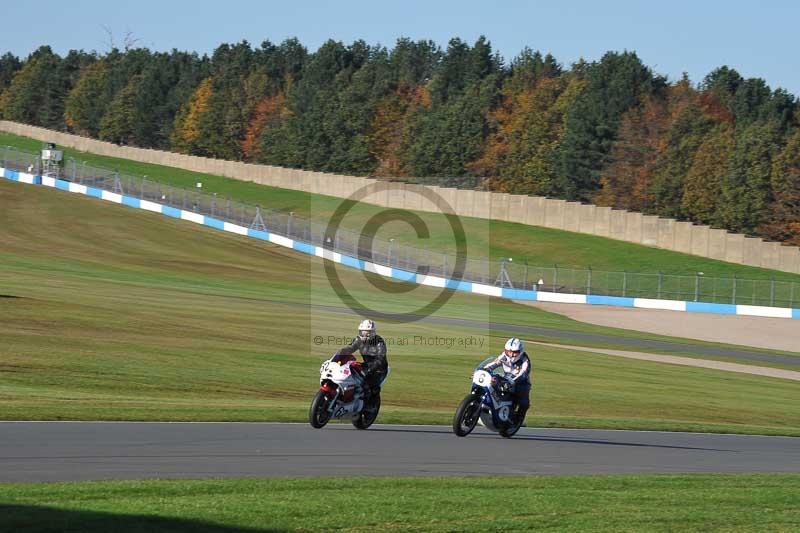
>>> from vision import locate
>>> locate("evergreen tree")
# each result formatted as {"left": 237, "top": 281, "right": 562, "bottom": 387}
{"left": 0, "top": 46, "right": 64, "bottom": 127}
{"left": 556, "top": 51, "right": 662, "bottom": 200}
{"left": 64, "top": 59, "right": 110, "bottom": 136}
{"left": 719, "top": 122, "right": 782, "bottom": 233}
{"left": 402, "top": 37, "right": 502, "bottom": 182}
{"left": 98, "top": 74, "right": 144, "bottom": 145}
{"left": 681, "top": 124, "right": 735, "bottom": 225}
{"left": 0, "top": 52, "right": 22, "bottom": 91}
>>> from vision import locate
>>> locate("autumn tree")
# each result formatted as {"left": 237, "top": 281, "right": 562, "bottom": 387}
{"left": 760, "top": 130, "right": 800, "bottom": 244}
{"left": 241, "top": 91, "right": 288, "bottom": 160}
{"left": 596, "top": 95, "right": 669, "bottom": 211}
{"left": 170, "top": 77, "right": 213, "bottom": 153}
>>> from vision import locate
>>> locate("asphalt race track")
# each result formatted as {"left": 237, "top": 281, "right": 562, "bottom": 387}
{"left": 1, "top": 422, "right": 797, "bottom": 482}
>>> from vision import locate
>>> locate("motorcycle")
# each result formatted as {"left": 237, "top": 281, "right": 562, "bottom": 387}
{"left": 452, "top": 357, "right": 524, "bottom": 438}
{"left": 308, "top": 352, "right": 390, "bottom": 430}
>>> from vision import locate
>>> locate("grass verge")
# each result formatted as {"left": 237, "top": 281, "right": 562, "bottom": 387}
{"left": 1, "top": 475, "right": 798, "bottom": 532}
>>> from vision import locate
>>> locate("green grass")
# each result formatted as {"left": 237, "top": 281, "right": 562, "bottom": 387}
{"left": 3, "top": 131, "right": 800, "bottom": 286}
{"left": 1, "top": 179, "right": 799, "bottom": 435}
{"left": 1, "top": 475, "right": 798, "bottom": 531}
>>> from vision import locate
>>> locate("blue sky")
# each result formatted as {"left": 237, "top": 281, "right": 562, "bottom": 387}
{"left": 4, "top": 1, "right": 799, "bottom": 95}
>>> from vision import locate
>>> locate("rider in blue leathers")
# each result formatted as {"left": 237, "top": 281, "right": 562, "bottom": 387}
{"left": 483, "top": 338, "right": 531, "bottom": 424}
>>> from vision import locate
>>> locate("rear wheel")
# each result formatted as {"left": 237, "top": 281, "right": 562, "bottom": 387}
{"left": 309, "top": 390, "right": 332, "bottom": 428}
{"left": 500, "top": 406, "right": 525, "bottom": 438}
{"left": 352, "top": 393, "right": 381, "bottom": 430}
{"left": 452, "top": 393, "right": 481, "bottom": 437}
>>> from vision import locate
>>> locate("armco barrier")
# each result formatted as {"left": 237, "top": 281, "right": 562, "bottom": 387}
{"left": 3, "top": 166, "right": 799, "bottom": 321}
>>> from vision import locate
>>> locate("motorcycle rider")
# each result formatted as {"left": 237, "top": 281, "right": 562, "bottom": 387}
{"left": 335, "top": 319, "right": 388, "bottom": 398}
{"left": 484, "top": 337, "right": 531, "bottom": 424}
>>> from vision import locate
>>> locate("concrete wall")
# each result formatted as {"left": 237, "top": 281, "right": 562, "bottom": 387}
{"left": 707, "top": 229, "right": 728, "bottom": 261}
{"left": 4, "top": 118, "right": 800, "bottom": 275}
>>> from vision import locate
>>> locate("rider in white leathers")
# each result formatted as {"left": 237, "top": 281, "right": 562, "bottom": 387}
{"left": 483, "top": 337, "right": 531, "bottom": 423}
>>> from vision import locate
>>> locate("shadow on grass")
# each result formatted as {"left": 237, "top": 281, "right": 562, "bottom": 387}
{"left": 0, "top": 294, "right": 20, "bottom": 299}
{"left": 0, "top": 505, "right": 282, "bottom": 533}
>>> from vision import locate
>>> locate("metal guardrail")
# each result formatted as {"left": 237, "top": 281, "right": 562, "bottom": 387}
{"left": 2, "top": 145, "right": 798, "bottom": 308}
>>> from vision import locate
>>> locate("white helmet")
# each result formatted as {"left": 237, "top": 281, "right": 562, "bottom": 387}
{"left": 358, "top": 319, "right": 376, "bottom": 341}
{"left": 504, "top": 338, "right": 524, "bottom": 362}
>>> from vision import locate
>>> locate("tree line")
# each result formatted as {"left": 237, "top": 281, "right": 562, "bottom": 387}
{"left": 1, "top": 38, "right": 798, "bottom": 244}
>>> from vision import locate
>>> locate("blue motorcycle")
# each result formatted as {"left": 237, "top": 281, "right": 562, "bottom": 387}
{"left": 452, "top": 357, "right": 523, "bottom": 438}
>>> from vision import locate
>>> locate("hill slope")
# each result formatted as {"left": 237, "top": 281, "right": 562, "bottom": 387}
{"left": 3, "top": 131, "right": 800, "bottom": 287}
{"left": 1, "top": 178, "right": 798, "bottom": 434}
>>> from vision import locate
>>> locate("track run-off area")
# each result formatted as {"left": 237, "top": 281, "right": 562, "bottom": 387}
{"left": 1, "top": 422, "right": 798, "bottom": 482}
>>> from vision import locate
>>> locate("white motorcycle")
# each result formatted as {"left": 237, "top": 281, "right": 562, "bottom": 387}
{"left": 452, "top": 357, "right": 523, "bottom": 438}
{"left": 308, "top": 353, "right": 390, "bottom": 430}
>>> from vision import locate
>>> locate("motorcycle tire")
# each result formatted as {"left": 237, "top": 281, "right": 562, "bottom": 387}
{"left": 352, "top": 393, "right": 381, "bottom": 430}
{"left": 500, "top": 418, "right": 522, "bottom": 438}
{"left": 309, "top": 390, "right": 332, "bottom": 428}
{"left": 452, "top": 393, "right": 481, "bottom": 437}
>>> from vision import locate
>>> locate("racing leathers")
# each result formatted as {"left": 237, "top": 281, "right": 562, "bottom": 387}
{"left": 336, "top": 334, "right": 388, "bottom": 396}
{"left": 483, "top": 351, "right": 531, "bottom": 421}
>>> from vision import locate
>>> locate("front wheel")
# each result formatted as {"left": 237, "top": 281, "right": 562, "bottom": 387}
{"left": 452, "top": 393, "right": 481, "bottom": 437}
{"left": 352, "top": 393, "right": 381, "bottom": 430}
{"left": 309, "top": 390, "right": 332, "bottom": 428}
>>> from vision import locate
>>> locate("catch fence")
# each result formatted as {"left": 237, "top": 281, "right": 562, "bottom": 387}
{"left": 3, "top": 145, "right": 798, "bottom": 308}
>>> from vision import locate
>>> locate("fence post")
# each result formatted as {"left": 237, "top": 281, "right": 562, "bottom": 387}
{"left": 587, "top": 267, "right": 592, "bottom": 296}
{"left": 2, "top": 146, "right": 7, "bottom": 167}
{"left": 553, "top": 265, "right": 558, "bottom": 292}
{"left": 770, "top": 277, "right": 775, "bottom": 306}
{"left": 71, "top": 159, "right": 77, "bottom": 181}
{"left": 523, "top": 260, "right": 529, "bottom": 291}
{"left": 656, "top": 271, "right": 663, "bottom": 299}
{"left": 140, "top": 178, "right": 145, "bottom": 200}
{"left": 287, "top": 212, "right": 294, "bottom": 237}
{"left": 791, "top": 281, "right": 795, "bottom": 309}
{"left": 694, "top": 273, "right": 700, "bottom": 302}
{"left": 388, "top": 239, "right": 394, "bottom": 267}
{"left": 732, "top": 274, "right": 737, "bottom": 305}
{"left": 443, "top": 254, "right": 448, "bottom": 278}
{"left": 622, "top": 271, "right": 627, "bottom": 297}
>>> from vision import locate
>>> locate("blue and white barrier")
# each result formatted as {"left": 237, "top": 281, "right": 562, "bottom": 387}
{"left": 3, "top": 166, "right": 799, "bottom": 320}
